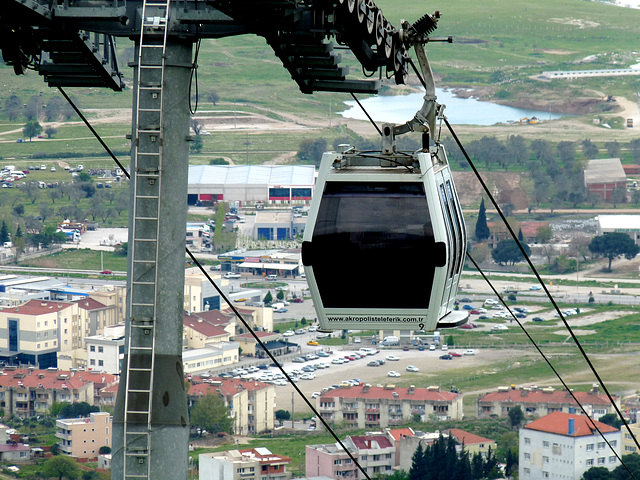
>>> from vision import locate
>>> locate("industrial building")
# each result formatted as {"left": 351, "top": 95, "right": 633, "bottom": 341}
{"left": 188, "top": 165, "right": 315, "bottom": 206}
{"left": 584, "top": 158, "right": 627, "bottom": 201}
{"left": 597, "top": 215, "right": 640, "bottom": 245}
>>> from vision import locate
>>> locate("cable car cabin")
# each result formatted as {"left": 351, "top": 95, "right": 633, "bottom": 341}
{"left": 302, "top": 145, "right": 468, "bottom": 332}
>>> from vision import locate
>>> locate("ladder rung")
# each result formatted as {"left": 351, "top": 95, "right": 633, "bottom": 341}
{"left": 130, "top": 346, "right": 153, "bottom": 351}
{"left": 138, "top": 128, "right": 161, "bottom": 133}
{"left": 131, "top": 302, "right": 155, "bottom": 306}
{"left": 139, "top": 65, "right": 164, "bottom": 69}
{"left": 128, "top": 389, "right": 152, "bottom": 394}
{"left": 135, "top": 173, "right": 160, "bottom": 177}
{"left": 126, "top": 410, "right": 151, "bottom": 415}
{"left": 134, "top": 216, "right": 159, "bottom": 221}
{"left": 132, "top": 281, "right": 156, "bottom": 285}
{"left": 125, "top": 431, "right": 150, "bottom": 436}
{"left": 137, "top": 152, "right": 160, "bottom": 156}
{"left": 139, "top": 107, "right": 162, "bottom": 112}
{"left": 129, "top": 367, "right": 153, "bottom": 372}
{"left": 136, "top": 195, "right": 160, "bottom": 199}
{"left": 132, "top": 239, "right": 157, "bottom": 243}
{"left": 141, "top": 45, "right": 165, "bottom": 49}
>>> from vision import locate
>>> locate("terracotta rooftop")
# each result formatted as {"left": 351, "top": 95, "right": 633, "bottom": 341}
{"left": 479, "top": 388, "right": 612, "bottom": 406}
{"left": 183, "top": 313, "right": 229, "bottom": 338}
{"left": 349, "top": 435, "right": 393, "bottom": 450}
{"left": 73, "top": 298, "right": 107, "bottom": 311}
{"left": 387, "top": 428, "right": 415, "bottom": 441}
{"left": 1, "top": 300, "right": 74, "bottom": 316}
{"left": 0, "top": 369, "right": 116, "bottom": 391}
{"left": 188, "top": 309, "right": 234, "bottom": 326}
{"left": 321, "top": 385, "right": 460, "bottom": 402}
{"left": 188, "top": 376, "right": 270, "bottom": 397}
{"left": 445, "top": 428, "right": 495, "bottom": 446}
{"left": 524, "top": 412, "right": 618, "bottom": 437}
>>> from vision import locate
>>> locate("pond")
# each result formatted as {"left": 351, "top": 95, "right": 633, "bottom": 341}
{"left": 340, "top": 88, "right": 568, "bottom": 126}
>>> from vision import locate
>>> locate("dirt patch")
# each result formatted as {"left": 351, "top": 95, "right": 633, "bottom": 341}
{"left": 452, "top": 171, "right": 529, "bottom": 209}
{"left": 548, "top": 18, "right": 600, "bottom": 29}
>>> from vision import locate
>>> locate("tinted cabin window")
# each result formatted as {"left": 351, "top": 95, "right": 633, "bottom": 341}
{"left": 311, "top": 182, "right": 437, "bottom": 309}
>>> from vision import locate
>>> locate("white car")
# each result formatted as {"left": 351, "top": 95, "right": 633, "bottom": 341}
{"left": 441, "top": 345, "right": 448, "bottom": 351}
{"left": 429, "top": 344, "right": 436, "bottom": 351}
{"left": 387, "top": 371, "right": 401, "bottom": 378}
{"left": 300, "top": 372, "right": 316, "bottom": 380}
{"left": 308, "top": 326, "right": 318, "bottom": 332}
{"left": 331, "top": 358, "right": 345, "bottom": 365}
{"left": 491, "top": 324, "right": 508, "bottom": 332}
{"left": 484, "top": 299, "right": 498, "bottom": 305}
{"left": 386, "top": 355, "right": 400, "bottom": 361}
{"left": 311, "top": 392, "right": 321, "bottom": 398}
{"left": 406, "top": 365, "right": 419, "bottom": 372}
{"left": 273, "top": 379, "right": 288, "bottom": 386}
{"left": 463, "top": 349, "right": 476, "bottom": 356}
{"left": 224, "top": 272, "right": 241, "bottom": 279}
{"left": 492, "top": 312, "right": 507, "bottom": 318}
{"left": 282, "top": 330, "right": 294, "bottom": 337}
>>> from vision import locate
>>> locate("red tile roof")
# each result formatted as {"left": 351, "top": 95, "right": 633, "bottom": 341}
{"left": 321, "top": 385, "right": 460, "bottom": 402}
{"left": 2, "top": 300, "right": 73, "bottom": 316}
{"left": 524, "top": 412, "right": 618, "bottom": 437}
{"left": 387, "top": 428, "right": 415, "bottom": 441}
{"left": 519, "top": 221, "right": 549, "bottom": 239}
{"left": 479, "top": 388, "right": 612, "bottom": 406}
{"left": 189, "top": 310, "right": 234, "bottom": 326}
{"left": 0, "top": 369, "right": 115, "bottom": 391}
{"left": 73, "top": 298, "right": 107, "bottom": 311}
{"left": 0, "top": 444, "right": 30, "bottom": 452}
{"left": 184, "top": 313, "right": 230, "bottom": 338}
{"left": 445, "top": 428, "right": 495, "bottom": 446}
{"left": 350, "top": 435, "right": 393, "bottom": 450}
{"left": 188, "top": 376, "right": 270, "bottom": 397}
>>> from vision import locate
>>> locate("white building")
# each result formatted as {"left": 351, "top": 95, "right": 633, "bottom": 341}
{"left": 85, "top": 324, "right": 125, "bottom": 374}
{"left": 597, "top": 215, "right": 640, "bottom": 246}
{"left": 519, "top": 412, "right": 621, "bottom": 480}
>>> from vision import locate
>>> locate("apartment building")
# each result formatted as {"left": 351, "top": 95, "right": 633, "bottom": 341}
{"left": 477, "top": 385, "right": 616, "bottom": 420}
{"left": 0, "top": 368, "right": 117, "bottom": 418}
{"left": 318, "top": 384, "right": 462, "bottom": 429}
{"left": 183, "top": 312, "right": 233, "bottom": 349}
{"left": 444, "top": 428, "right": 497, "bottom": 459}
{"left": 182, "top": 343, "right": 240, "bottom": 374}
{"left": 519, "top": 412, "right": 621, "bottom": 479}
{"left": 188, "top": 376, "right": 275, "bottom": 435}
{"left": 199, "top": 447, "right": 291, "bottom": 480}
{"left": 56, "top": 412, "right": 112, "bottom": 459}
{"left": 0, "top": 300, "right": 76, "bottom": 369}
{"left": 85, "top": 324, "right": 125, "bottom": 374}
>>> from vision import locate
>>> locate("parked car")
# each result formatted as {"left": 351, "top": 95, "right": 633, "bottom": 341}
{"left": 406, "top": 365, "right": 419, "bottom": 372}
{"left": 292, "top": 357, "right": 306, "bottom": 363}
{"left": 367, "top": 361, "right": 380, "bottom": 367}
{"left": 439, "top": 354, "right": 453, "bottom": 360}
{"left": 307, "top": 340, "right": 319, "bottom": 346}
{"left": 99, "top": 270, "right": 113, "bottom": 275}
{"left": 429, "top": 344, "right": 436, "bottom": 351}
{"left": 529, "top": 285, "right": 542, "bottom": 290}
{"left": 491, "top": 325, "right": 508, "bottom": 332}
{"left": 295, "top": 328, "right": 306, "bottom": 334}
{"left": 274, "top": 308, "right": 288, "bottom": 313}
{"left": 514, "top": 312, "right": 527, "bottom": 319}
{"left": 311, "top": 392, "right": 321, "bottom": 398}
{"left": 387, "top": 371, "right": 401, "bottom": 377}
{"left": 291, "top": 298, "right": 304, "bottom": 303}
{"left": 449, "top": 351, "right": 462, "bottom": 357}
{"left": 464, "top": 349, "right": 476, "bottom": 356}
{"left": 484, "top": 299, "right": 498, "bottom": 305}
{"left": 282, "top": 330, "right": 294, "bottom": 337}
{"left": 531, "top": 317, "right": 545, "bottom": 322}
{"left": 317, "top": 351, "right": 330, "bottom": 357}
{"left": 223, "top": 272, "right": 241, "bottom": 278}
{"left": 460, "top": 324, "right": 474, "bottom": 329}
{"left": 462, "top": 304, "right": 474, "bottom": 310}
{"left": 386, "top": 355, "right": 400, "bottom": 361}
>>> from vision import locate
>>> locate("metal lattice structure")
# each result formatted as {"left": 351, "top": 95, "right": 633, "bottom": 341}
{"left": 0, "top": 1, "right": 443, "bottom": 478}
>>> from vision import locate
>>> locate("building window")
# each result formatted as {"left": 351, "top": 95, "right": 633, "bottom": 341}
{"left": 98, "top": 346, "right": 104, "bottom": 353}
{"left": 610, "top": 456, "right": 617, "bottom": 463}
{"left": 524, "top": 437, "right": 531, "bottom": 445}
{"left": 586, "top": 459, "right": 594, "bottom": 466}
{"left": 611, "top": 440, "right": 617, "bottom": 447}
{"left": 524, "top": 468, "right": 530, "bottom": 475}
{"left": 597, "top": 442, "right": 606, "bottom": 449}
{"left": 90, "top": 360, "right": 96, "bottom": 366}
{"left": 587, "top": 444, "right": 594, "bottom": 451}
{"left": 543, "top": 472, "right": 549, "bottom": 478}
{"left": 598, "top": 458, "right": 605, "bottom": 465}
{"left": 524, "top": 453, "right": 531, "bottom": 460}
{"left": 334, "top": 459, "right": 342, "bottom": 465}
{"left": 543, "top": 456, "right": 549, "bottom": 464}
{"left": 99, "top": 360, "right": 104, "bottom": 366}
{"left": 90, "top": 346, "right": 95, "bottom": 352}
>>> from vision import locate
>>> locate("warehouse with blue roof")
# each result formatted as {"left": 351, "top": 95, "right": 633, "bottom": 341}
{"left": 187, "top": 165, "right": 316, "bottom": 205}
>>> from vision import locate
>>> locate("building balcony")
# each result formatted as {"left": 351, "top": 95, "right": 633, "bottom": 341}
{"left": 365, "top": 408, "right": 380, "bottom": 413}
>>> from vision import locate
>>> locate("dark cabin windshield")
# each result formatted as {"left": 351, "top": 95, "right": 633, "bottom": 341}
{"left": 311, "top": 181, "right": 436, "bottom": 309}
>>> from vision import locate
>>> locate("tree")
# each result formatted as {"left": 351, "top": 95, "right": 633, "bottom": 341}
{"left": 45, "top": 126, "right": 58, "bottom": 138}
{"left": 557, "top": 140, "right": 576, "bottom": 168}
{"left": 505, "top": 135, "right": 528, "bottom": 166}
{"left": 536, "top": 225, "right": 553, "bottom": 244}
{"left": 629, "top": 139, "right": 640, "bottom": 164}
{"left": 41, "top": 455, "right": 82, "bottom": 480}
{"left": 613, "top": 453, "right": 640, "bottom": 479}
{"left": 530, "top": 139, "right": 554, "bottom": 165}
{"left": 190, "top": 117, "right": 203, "bottom": 135}
{"left": 45, "top": 96, "right": 64, "bottom": 121}
{"left": 276, "top": 290, "right": 285, "bottom": 301}
{"left": 275, "top": 409, "right": 290, "bottom": 426}
{"left": 61, "top": 95, "right": 80, "bottom": 120}
{"left": 5, "top": 94, "right": 22, "bottom": 122}
{"left": 605, "top": 141, "right": 621, "bottom": 159}
{"left": 508, "top": 405, "right": 524, "bottom": 429}
{"left": 582, "top": 139, "right": 599, "bottom": 159}
{"left": 475, "top": 199, "right": 490, "bottom": 241}
{"left": 582, "top": 467, "right": 614, "bottom": 480}
{"left": 23, "top": 181, "right": 40, "bottom": 204}
{"left": 23, "top": 120, "right": 43, "bottom": 141}
{"left": 190, "top": 393, "right": 233, "bottom": 435}
{"left": 206, "top": 90, "right": 220, "bottom": 105}
{"left": 492, "top": 239, "right": 531, "bottom": 266}
{"left": 60, "top": 401, "right": 99, "bottom": 419}
{"left": 502, "top": 202, "right": 516, "bottom": 217}
{"left": 25, "top": 95, "right": 44, "bottom": 121}
{"left": 263, "top": 290, "right": 273, "bottom": 305}
{"left": 13, "top": 204, "right": 25, "bottom": 217}
{"left": 297, "top": 138, "right": 327, "bottom": 167}
{"left": 0, "top": 221, "right": 9, "bottom": 243}
{"left": 190, "top": 134, "right": 204, "bottom": 153}
{"left": 589, "top": 233, "right": 640, "bottom": 271}
{"left": 98, "top": 446, "right": 112, "bottom": 454}
{"left": 599, "top": 413, "right": 623, "bottom": 429}
{"left": 610, "top": 187, "right": 627, "bottom": 207}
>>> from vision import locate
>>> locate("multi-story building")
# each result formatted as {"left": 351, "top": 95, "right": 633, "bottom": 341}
{"left": 621, "top": 422, "right": 640, "bottom": 456}
{"left": 0, "top": 300, "right": 76, "bottom": 368}
{"left": 444, "top": 428, "right": 496, "bottom": 459}
{"left": 232, "top": 332, "right": 282, "bottom": 357}
{"left": 184, "top": 273, "right": 222, "bottom": 313}
{"left": 199, "top": 448, "right": 291, "bottom": 480}
{"left": 56, "top": 412, "right": 112, "bottom": 459}
{"left": 87, "top": 284, "right": 126, "bottom": 325}
{"left": 0, "top": 368, "right": 117, "bottom": 418}
{"left": 73, "top": 297, "right": 117, "bottom": 338}
{"left": 477, "top": 385, "right": 617, "bottom": 420}
{"left": 519, "top": 412, "right": 621, "bottom": 479}
{"left": 318, "top": 384, "right": 462, "bottom": 429}
{"left": 187, "top": 376, "right": 275, "bottom": 435}
{"left": 183, "top": 312, "right": 233, "bottom": 349}
{"left": 223, "top": 305, "right": 273, "bottom": 334}
{"left": 182, "top": 343, "right": 240, "bottom": 374}
{"left": 306, "top": 434, "right": 395, "bottom": 480}
{"left": 85, "top": 324, "right": 126, "bottom": 374}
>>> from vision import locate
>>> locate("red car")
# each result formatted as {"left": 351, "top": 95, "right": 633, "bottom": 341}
{"left": 449, "top": 351, "right": 462, "bottom": 357}
{"left": 470, "top": 309, "right": 481, "bottom": 314}
{"left": 99, "top": 270, "right": 113, "bottom": 275}
{"left": 344, "top": 355, "right": 356, "bottom": 361}
{"left": 460, "top": 324, "right": 473, "bottom": 329}
{"left": 291, "top": 298, "right": 304, "bottom": 303}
